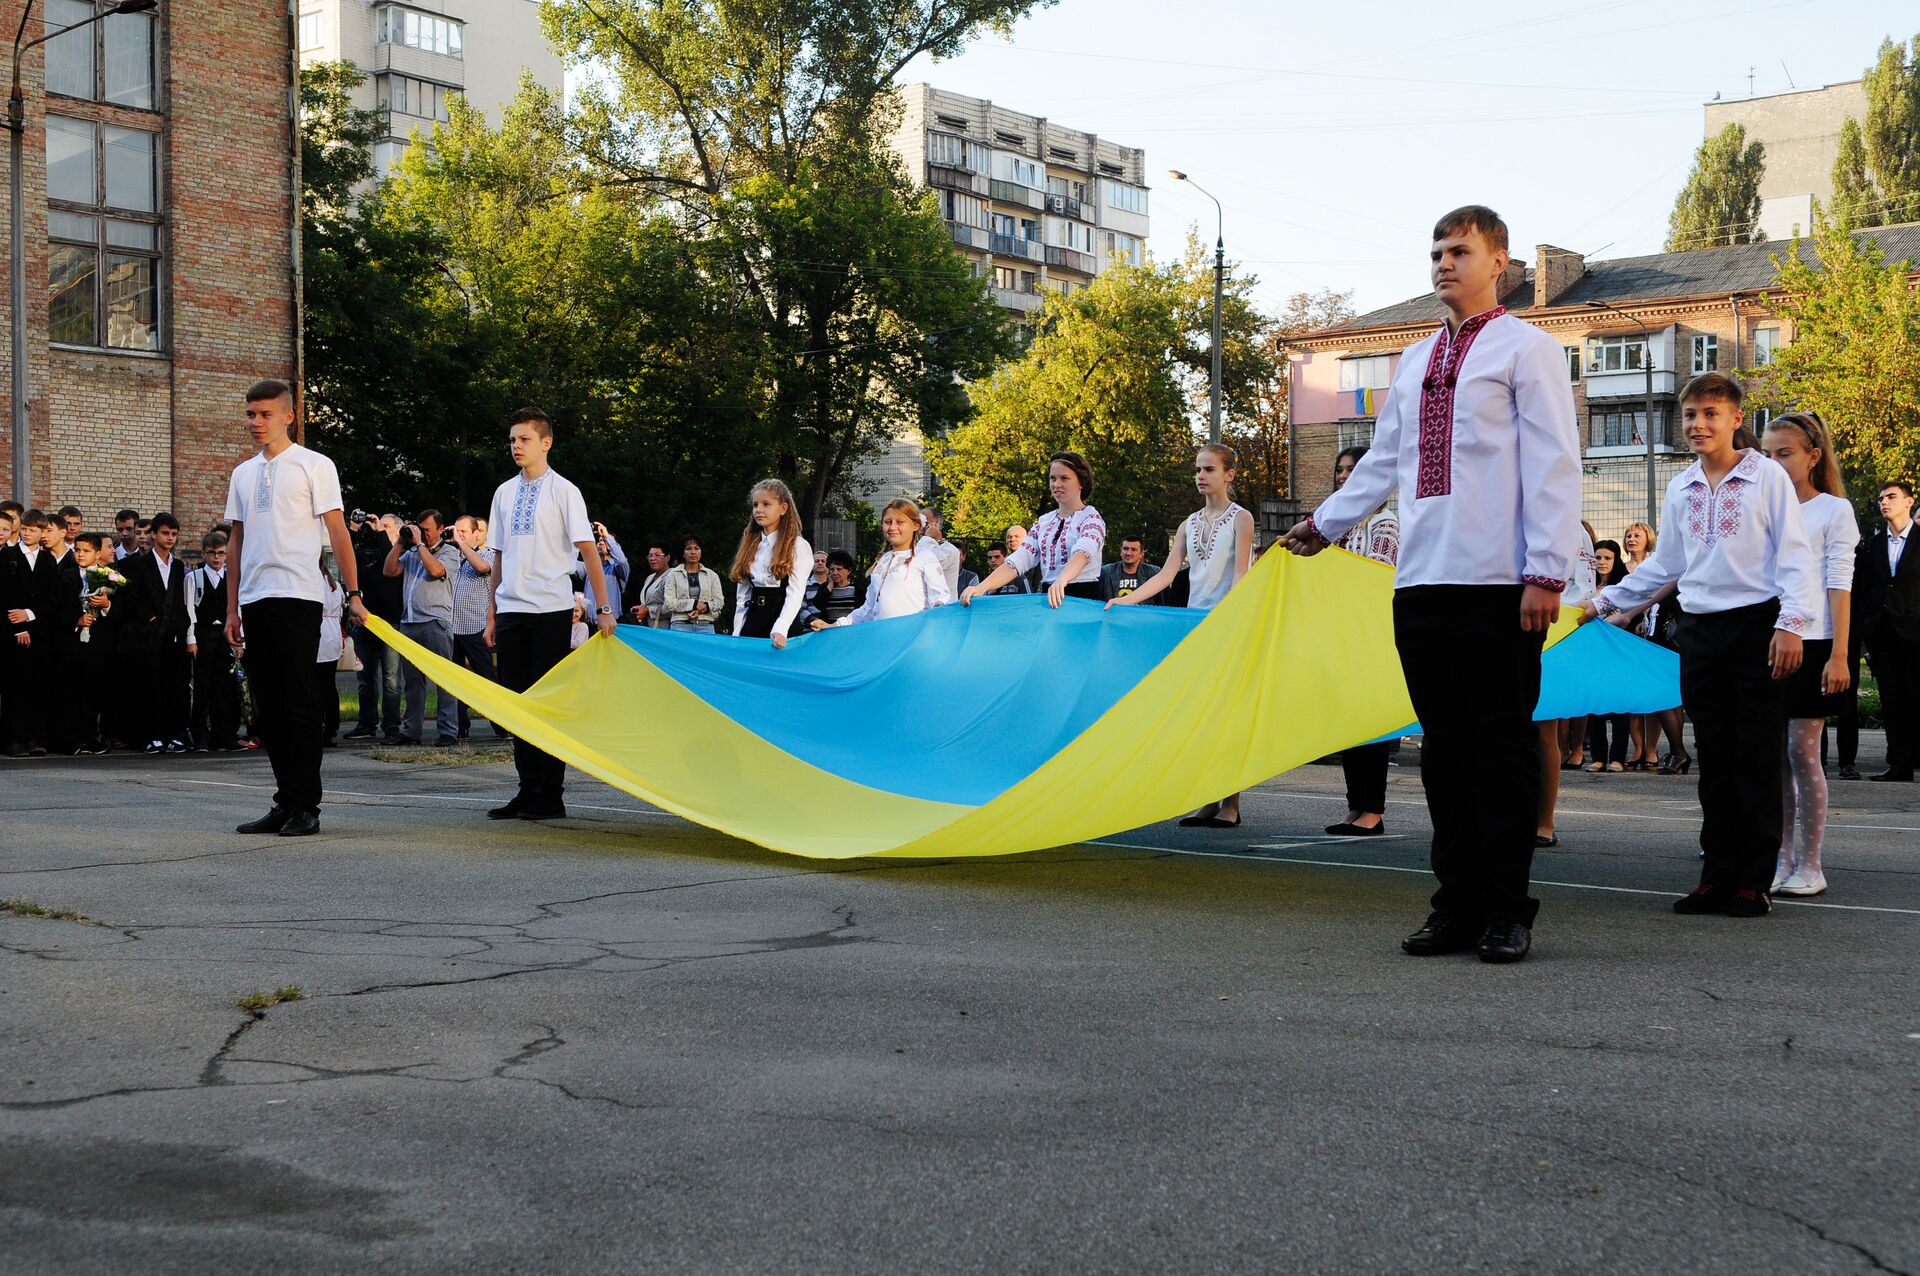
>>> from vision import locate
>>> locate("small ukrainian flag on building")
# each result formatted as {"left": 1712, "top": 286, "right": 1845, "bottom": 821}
{"left": 1353, "top": 386, "right": 1376, "bottom": 415}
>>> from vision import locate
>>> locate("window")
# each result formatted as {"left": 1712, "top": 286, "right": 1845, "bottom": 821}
{"left": 1107, "top": 231, "right": 1142, "bottom": 267}
{"left": 1750, "top": 407, "right": 1772, "bottom": 431}
{"left": 1566, "top": 346, "right": 1581, "bottom": 382}
{"left": 1585, "top": 333, "right": 1648, "bottom": 373}
{"left": 375, "top": 5, "right": 463, "bottom": 57}
{"left": 1050, "top": 218, "right": 1092, "bottom": 251}
{"left": 377, "top": 74, "right": 454, "bottom": 123}
{"left": 940, "top": 190, "right": 984, "bottom": 228}
{"left": 1338, "top": 354, "right": 1393, "bottom": 391}
{"left": 927, "top": 131, "right": 986, "bottom": 173}
{"left": 1690, "top": 333, "right": 1719, "bottom": 373}
{"left": 1105, "top": 181, "right": 1149, "bottom": 215}
{"left": 1019, "top": 218, "right": 1038, "bottom": 242}
{"left": 44, "top": 114, "right": 162, "bottom": 352}
{"left": 1019, "top": 270, "right": 1037, "bottom": 294}
{"left": 299, "top": 12, "right": 324, "bottom": 47}
{"left": 1587, "top": 406, "right": 1670, "bottom": 449}
{"left": 44, "top": 0, "right": 154, "bottom": 109}
{"left": 1754, "top": 326, "right": 1782, "bottom": 365}
{"left": 992, "top": 266, "right": 1017, "bottom": 291}
{"left": 995, "top": 154, "right": 1040, "bottom": 188}
{"left": 990, "top": 212, "right": 1016, "bottom": 238}
{"left": 1338, "top": 421, "right": 1377, "bottom": 452}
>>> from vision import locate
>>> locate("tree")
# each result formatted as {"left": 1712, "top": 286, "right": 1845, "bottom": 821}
{"left": 1754, "top": 212, "right": 1920, "bottom": 509}
{"left": 538, "top": 0, "right": 1038, "bottom": 521}
{"left": 931, "top": 263, "right": 1200, "bottom": 553}
{"left": 1831, "top": 35, "right": 1920, "bottom": 228}
{"left": 1225, "top": 288, "right": 1356, "bottom": 514}
{"left": 1666, "top": 123, "right": 1766, "bottom": 252}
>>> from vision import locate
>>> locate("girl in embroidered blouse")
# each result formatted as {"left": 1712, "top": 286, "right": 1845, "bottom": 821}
{"left": 1762, "top": 412, "right": 1858, "bottom": 897}
{"left": 729, "top": 479, "right": 813, "bottom": 649}
{"left": 1581, "top": 374, "right": 1819, "bottom": 917}
{"left": 814, "top": 499, "right": 951, "bottom": 629}
{"left": 962, "top": 451, "right": 1107, "bottom": 607}
{"left": 1110, "top": 443, "right": 1256, "bottom": 827}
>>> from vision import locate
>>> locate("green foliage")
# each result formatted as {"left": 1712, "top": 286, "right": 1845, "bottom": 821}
{"left": 932, "top": 263, "right": 1199, "bottom": 552}
{"left": 1832, "top": 35, "right": 1920, "bottom": 229}
{"left": 1225, "top": 288, "right": 1355, "bottom": 513}
{"left": 537, "top": 0, "right": 1036, "bottom": 519}
{"left": 1754, "top": 212, "right": 1920, "bottom": 508}
{"left": 1666, "top": 123, "right": 1766, "bottom": 252}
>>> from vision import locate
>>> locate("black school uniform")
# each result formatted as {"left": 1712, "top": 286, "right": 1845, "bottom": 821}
{"left": 0, "top": 543, "right": 59, "bottom": 751}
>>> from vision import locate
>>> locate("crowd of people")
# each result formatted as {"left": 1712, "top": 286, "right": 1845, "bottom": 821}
{"left": 4, "top": 202, "right": 1917, "bottom": 966}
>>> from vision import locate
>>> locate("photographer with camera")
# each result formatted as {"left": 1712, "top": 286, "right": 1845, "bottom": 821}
{"left": 576, "top": 521, "right": 628, "bottom": 614}
{"left": 343, "top": 512, "right": 404, "bottom": 742}
{"left": 382, "top": 508, "right": 463, "bottom": 747}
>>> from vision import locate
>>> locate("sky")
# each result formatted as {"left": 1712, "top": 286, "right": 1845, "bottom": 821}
{"left": 897, "top": 0, "right": 1916, "bottom": 319}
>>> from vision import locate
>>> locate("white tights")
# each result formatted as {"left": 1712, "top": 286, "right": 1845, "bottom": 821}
{"left": 1778, "top": 718, "right": 1827, "bottom": 880}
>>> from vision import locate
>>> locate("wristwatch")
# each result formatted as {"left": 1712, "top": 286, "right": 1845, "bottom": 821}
{"left": 596, "top": 605, "right": 614, "bottom": 616}
{"left": 345, "top": 589, "right": 363, "bottom": 601}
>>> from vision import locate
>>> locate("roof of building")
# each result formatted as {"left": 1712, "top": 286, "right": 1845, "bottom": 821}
{"left": 1320, "top": 222, "right": 1920, "bottom": 335}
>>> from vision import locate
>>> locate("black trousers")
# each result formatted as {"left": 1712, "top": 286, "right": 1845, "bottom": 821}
{"left": 241, "top": 599, "right": 324, "bottom": 812}
{"left": 1867, "top": 623, "right": 1920, "bottom": 772}
{"left": 1675, "top": 600, "right": 1786, "bottom": 894}
{"left": 44, "top": 637, "right": 80, "bottom": 753}
{"left": 4, "top": 632, "right": 47, "bottom": 747}
{"left": 192, "top": 635, "right": 241, "bottom": 748}
{"left": 314, "top": 662, "right": 340, "bottom": 742}
{"left": 1585, "top": 713, "right": 1631, "bottom": 765}
{"left": 1832, "top": 630, "right": 1863, "bottom": 768}
{"left": 496, "top": 610, "right": 572, "bottom": 803}
{"left": 451, "top": 629, "right": 498, "bottom": 735}
{"left": 1393, "top": 585, "right": 1545, "bottom": 927}
{"left": 1339, "top": 741, "right": 1390, "bottom": 815}
{"left": 138, "top": 642, "right": 191, "bottom": 746}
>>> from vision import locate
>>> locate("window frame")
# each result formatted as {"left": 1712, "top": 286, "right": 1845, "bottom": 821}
{"left": 1754, "top": 326, "right": 1782, "bottom": 365}
{"left": 1584, "top": 333, "right": 1648, "bottom": 374}
{"left": 1338, "top": 354, "right": 1393, "bottom": 392}
{"left": 375, "top": 3, "right": 464, "bottom": 59}
{"left": 43, "top": 0, "right": 155, "bottom": 109}
{"left": 1566, "top": 346, "right": 1581, "bottom": 382}
{"left": 1690, "top": 333, "right": 1719, "bottom": 374}
{"left": 44, "top": 112, "right": 165, "bottom": 354}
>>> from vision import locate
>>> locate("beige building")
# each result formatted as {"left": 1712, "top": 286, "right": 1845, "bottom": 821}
{"left": 296, "top": 0, "right": 563, "bottom": 175}
{"left": 863, "top": 84, "right": 1151, "bottom": 507}
{"left": 1703, "top": 80, "right": 1868, "bottom": 240}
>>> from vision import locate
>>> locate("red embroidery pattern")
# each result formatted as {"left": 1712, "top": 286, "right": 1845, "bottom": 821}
{"left": 1414, "top": 306, "right": 1504, "bottom": 500}
{"left": 1682, "top": 453, "right": 1759, "bottom": 548}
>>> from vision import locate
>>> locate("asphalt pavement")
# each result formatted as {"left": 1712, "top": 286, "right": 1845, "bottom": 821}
{"left": 1, "top": 738, "right": 1916, "bottom": 1274}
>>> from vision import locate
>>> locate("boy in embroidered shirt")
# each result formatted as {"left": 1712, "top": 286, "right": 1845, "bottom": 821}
{"left": 1583, "top": 372, "right": 1819, "bottom": 916}
{"left": 1279, "top": 205, "right": 1583, "bottom": 965}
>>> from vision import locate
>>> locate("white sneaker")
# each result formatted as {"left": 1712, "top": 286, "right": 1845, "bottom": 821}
{"left": 1777, "top": 869, "right": 1828, "bottom": 897}
{"left": 1771, "top": 853, "right": 1793, "bottom": 892}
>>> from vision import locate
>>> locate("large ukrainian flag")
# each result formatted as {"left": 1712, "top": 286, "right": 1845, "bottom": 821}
{"left": 367, "top": 548, "right": 1676, "bottom": 859}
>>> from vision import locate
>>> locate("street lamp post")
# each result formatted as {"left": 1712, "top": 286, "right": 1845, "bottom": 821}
{"left": 1586, "top": 299, "right": 1659, "bottom": 530}
{"left": 1170, "top": 170, "right": 1224, "bottom": 446}
{"left": 7, "top": 0, "right": 157, "bottom": 505}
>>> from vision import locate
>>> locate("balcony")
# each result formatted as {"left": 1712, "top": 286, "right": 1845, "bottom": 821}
{"left": 947, "top": 221, "right": 986, "bottom": 250}
{"left": 1044, "top": 192, "right": 1089, "bottom": 221}
{"left": 927, "top": 164, "right": 985, "bottom": 196}
{"left": 1045, "top": 245, "right": 1095, "bottom": 275}
{"left": 371, "top": 41, "right": 464, "bottom": 85}
{"left": 990, "top": 233, "right": 1042, "bottom": 262}
{"left": 989, "top": 179, "right": 1042, "bottom": 209}
{"left": 991, "top": 286, "right": 1043, "bottom": 313}
{"left": 1583, "top": 366, "right": 1677, "bottom": 399}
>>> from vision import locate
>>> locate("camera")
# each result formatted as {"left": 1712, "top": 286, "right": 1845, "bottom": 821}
{"left": 398, "top": 524, "right": 418, "bottom": 549}
{"left": 349, "top": 508, "right": 368, "bottom": 526}
{"left": 440, "top": 527, "right": 456, "bottom": 544}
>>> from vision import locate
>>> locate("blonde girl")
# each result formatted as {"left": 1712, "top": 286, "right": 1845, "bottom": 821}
{"left": 1112, "top": 443, "right": 1256, "bottom": 827}
{"left": 730, "top": 479, "right": 813, "bottom": 649}
{"left": 819, "top": 498, "right": 952, "bottom": 629}
{"left": 1761, "top": 412, "right": 1858, "bottom": 896}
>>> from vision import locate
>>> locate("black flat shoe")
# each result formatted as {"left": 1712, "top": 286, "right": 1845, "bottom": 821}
{"left": 1401, "top": 913, "right": 1481, "bottom": 956}
{"left": 1535, "top": 834, "right": 1559, "bottom": 848}
{"left": 1324, "top": 822, "right": 1385, "bottom": 837}
{"left": 236, "top": 806, "right": 293, "bottom": 834}
{"left": 278, "top": 810, "right": 320, "bottom": 837}
{"left": 486, "top": 796, "right": 527, "bottom": 820}
{"left": 1477, "top": 921, "right": 1531, "bottom": 963}
{"left": 1724, "top": 888, "right": 1770, "bottom": 917}
{"left": 517, "top": 803, "right": 568, "bottom": 821}
{"left": 1673, "top": 884, "right": 1731, "bottom": 914}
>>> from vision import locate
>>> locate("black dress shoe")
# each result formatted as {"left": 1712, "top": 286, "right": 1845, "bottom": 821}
{"left": 1673, "top": 884, "right": 1731, "bottom": 914}
{"left": 486, "top": 796, "right": 527, "bottom": 820}
{"left": 278, "top": 809, "right": 320, "bottom": 837}
{"left": 1724, "top": 887, "right": 1770, "bottom": 917}
{"left": 1834, "top": 765, "right": 1861, "bottom": 781}
{"left": 1401, "top": 913, "right": 1481, "bottom": 956}
{"left": 1325, "top": 821, "right": 1385, "bottom": 837}
{"left": 517, "top": 802, "right": 568, "bottom": 821}
{"left": 236, "top": 806, "right": 293, "bottom": 834}
{"left": 1477, "top": 921, "right": 1531, "bottom": 963}
{"left": 1869, "top": 768, "right": 1915, "bottom": 782}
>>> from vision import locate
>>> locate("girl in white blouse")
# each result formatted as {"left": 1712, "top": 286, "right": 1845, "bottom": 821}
{"left": 816, "top": 498, "right": 951, "bottom": 629}
{"left": 1584, "top": 374, "right": 1820, "bottom": 917}
{"left": 729, "top": 479, "right": 813, "bottom": 649}
{"left": 1109, "top": 443, "right": 1256, "bottom": 827}
{"left": 962, "top": 451, "right": 1106, "bottom": 607}
{"left": 1761, "top": 412, "right": 1859, "bottom": 897}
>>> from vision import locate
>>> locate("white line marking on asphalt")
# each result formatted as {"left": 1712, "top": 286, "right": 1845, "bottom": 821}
{"left": 173, "top": 778, "right": 671, "bottom": 817}
{"left": 1086, "top": 843, "right": 1920, "bottom": 917}
{"left": 1244, "top": 788, "right": 1920, "bottom": 832}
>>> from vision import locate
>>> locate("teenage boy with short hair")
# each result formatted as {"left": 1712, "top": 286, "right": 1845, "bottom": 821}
{"left": 1859, "top": 479, "right": 1919, "bottom": 781}
{"left": 113, "top": 509, "right": 138, "bottom": 560}
{"left": 224, "top": 379, "right": 366, "bottom": 837}
{"left": 1281, "top": 204, "right": 1583, "bottom": 964}
{"left": 2, "top": 510, "right": 59, "bottom": 755}
{"left": 68, "top": 532, "right": 114, "bottom": 753}
{"left": 37, "top": 514, "right": 85, "bottom": 755}
{"left": 120, "top": 511, "right": 192, "bottom": 752}
{"left": 484, "top": 408, "right": 615, "bottom": 821}
{"left": 186, "top": 530, "right": 242, "bottom": 751}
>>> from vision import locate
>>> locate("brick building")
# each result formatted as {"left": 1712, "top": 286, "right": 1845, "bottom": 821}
{"left": 1281, "top": 223, "right": 1920, "bottom": 544}
{"left": 0, "top": 0, "right": 297, "bottom": 532}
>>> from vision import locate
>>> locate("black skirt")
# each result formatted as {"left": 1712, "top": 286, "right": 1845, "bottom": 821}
{"left": 1782, "top": 637, "right": 1840, "bottom": 719}
{"left": 1049, "top": 580, "right": 1105, "bottom": 602}
{"left": 738, "top": 584, "right": 787, "bottom": 639}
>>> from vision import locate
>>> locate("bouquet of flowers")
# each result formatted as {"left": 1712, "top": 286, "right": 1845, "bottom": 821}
{"left": 79, "top": 563, "right": 127, "bottom": 645}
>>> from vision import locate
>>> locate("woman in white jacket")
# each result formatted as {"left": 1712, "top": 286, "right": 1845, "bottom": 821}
{"left": 815, "top": 499, "right": 951, "bottom": 628}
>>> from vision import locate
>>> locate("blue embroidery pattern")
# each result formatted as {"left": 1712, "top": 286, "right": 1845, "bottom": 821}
{"left": 511, "top": 475, "right": 544, "bottom": 537}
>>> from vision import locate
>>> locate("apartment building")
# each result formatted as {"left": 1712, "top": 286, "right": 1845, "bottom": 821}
{"left": 1282, "top": 224, "right": 1920, "bottom": 543}
{"left": 0, "top": 0, "right": 296, "bottom": 527}
{"left": 296, "top": 0, "right": 562, "bottom": 175}
{"left": 862, "top": 83, "right": 1151, "bottom": 507}
{"left": 1703, "top": 80, "right": 1868, "bottom": 241}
